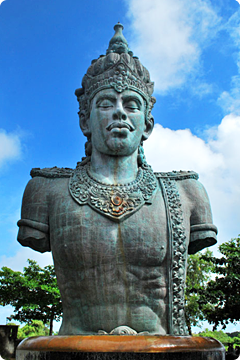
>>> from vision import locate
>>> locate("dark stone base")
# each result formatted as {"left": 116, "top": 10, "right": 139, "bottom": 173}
{"left": 16, "top": 335, "right": 225, "bottom": 360}
{"left": 16, "top": 350, "right": 225, "bottom": 360}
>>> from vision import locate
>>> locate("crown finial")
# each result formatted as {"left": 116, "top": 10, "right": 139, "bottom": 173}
{"left": 106, "top": 22, "right": 133, "bottom": 56}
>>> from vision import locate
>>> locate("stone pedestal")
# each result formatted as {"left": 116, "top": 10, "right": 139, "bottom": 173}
{"left": 0, "top": 325, "right": 20, "bottom": 359}
{"left": 16, "top": 335, "right": 225, "bottom": 360}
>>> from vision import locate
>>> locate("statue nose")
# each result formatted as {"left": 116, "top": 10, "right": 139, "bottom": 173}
{"left": 112, "top": 108, "right": 127, "bottom": 121}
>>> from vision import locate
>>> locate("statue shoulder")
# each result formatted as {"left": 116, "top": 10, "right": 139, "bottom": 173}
{"left": 155, "top": 170, "right": 217, "bottom": 253}
{"left": 155, "top": 170, "right": 209, "bottom": 204}
{"left": 30, "top": 166, "right": 74, "bottom": 179}
{"left": 155, "top": 170, "right": 209, "bottom": 215}
{"left": 155, "top": 170, "right": 199, "bottom": 181}
{"left": 155, "top": 169, "right": 203, "bottom": 206}
{"left": 22, "top": 166, "right": 74, "bottom": 201}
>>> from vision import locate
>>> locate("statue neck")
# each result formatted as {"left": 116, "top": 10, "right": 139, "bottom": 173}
{"left": 89, "top": 149, "right": 139, "bottom": 185}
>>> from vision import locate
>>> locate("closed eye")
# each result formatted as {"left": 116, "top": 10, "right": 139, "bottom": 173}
{"left": 97, "top": 99, "right": 114, "bottom": 109}
{"left": 124, "top": 101, "right": 140, "bottom": 111}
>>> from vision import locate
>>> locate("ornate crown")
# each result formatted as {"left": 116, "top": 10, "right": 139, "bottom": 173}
{"left": 75, "top": 23, "right": 156, "bottom": 118}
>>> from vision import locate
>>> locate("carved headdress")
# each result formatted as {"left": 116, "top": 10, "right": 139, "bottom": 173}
{"left": 75, "top": 23, "right": 156, "bottom": 123}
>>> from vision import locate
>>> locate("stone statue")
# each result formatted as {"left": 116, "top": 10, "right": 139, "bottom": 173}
{"left": 17, "top": 23, "right": 217, "bottom": 336}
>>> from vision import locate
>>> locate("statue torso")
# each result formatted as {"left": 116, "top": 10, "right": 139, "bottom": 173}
{"left": 18, "top": 166, "right": 217, "bottom": 336}
{"left": 48, "top": 177, "right": 173, "bottom": 335}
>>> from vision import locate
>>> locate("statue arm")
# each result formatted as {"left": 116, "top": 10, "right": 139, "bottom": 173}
{"left": 183, "top": 179, "right": 217, "bottom": 254}
{"left": 17, "top": 177, "right": 50, "bottom": 253}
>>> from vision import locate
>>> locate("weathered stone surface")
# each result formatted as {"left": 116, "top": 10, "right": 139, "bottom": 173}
{"left": 0, "top": 325, "right": 20, "bottom": 359}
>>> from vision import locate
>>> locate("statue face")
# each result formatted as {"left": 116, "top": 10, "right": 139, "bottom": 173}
{"left": 87, "top": 88, "right": 152, "bottom": 156}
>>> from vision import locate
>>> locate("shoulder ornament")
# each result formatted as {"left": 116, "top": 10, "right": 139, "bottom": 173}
{"left": 158, "top": 175, "right": 188, "bottom": 335}
{"left": 30, "top": 167, "right": 74, "bottom": 178}
{"left": 155, "top": 170, "right": 199, "bottom": 181}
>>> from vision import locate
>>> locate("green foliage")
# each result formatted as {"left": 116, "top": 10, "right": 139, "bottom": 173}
{"left": 195, "top": 329, "right": 234, "bottom": 348}
{"left": 0, "top": 260, "right": 62, "bottom": 335}
{"left": 195, "top": 330, "right": 240, "bottom": 349}
{"left": 232, "top": 336, "right": 240, "bottom": 346}
{"left": 185, "top": 249, "right": 213, "bottom": 334}
{"left": 227, "top": 332, "right": 240, "bottom": 338}
{"left": 200, "top": 236, "right": 240, "bottom": 330}
{"left": 17, "top": 320, "right": 49, "bottom": 339}
{"left": 186, "top": 236, "right": 240, "bottom": 334}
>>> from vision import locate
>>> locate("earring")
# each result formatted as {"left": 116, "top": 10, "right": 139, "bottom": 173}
{"left": 137, "top": 144, "right": 146, "bottom": 166}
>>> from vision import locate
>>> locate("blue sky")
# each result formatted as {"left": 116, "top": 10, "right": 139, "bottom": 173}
{"left": 1, "top": 0, "right": 240, "bottom": 333}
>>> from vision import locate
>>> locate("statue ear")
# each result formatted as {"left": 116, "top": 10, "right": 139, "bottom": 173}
{"left": 79, "top": 111, "right": 91, "bottom": 137}
{"left": 142, "top": 115, "right": 154, "bottom": 141}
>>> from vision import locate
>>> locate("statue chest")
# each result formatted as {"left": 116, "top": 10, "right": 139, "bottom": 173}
{"left": 49, "top": 185, "right": 167, "bottom": 269}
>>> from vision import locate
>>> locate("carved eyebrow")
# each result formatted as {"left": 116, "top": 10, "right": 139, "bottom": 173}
{"left": 96, "top": 95, "right": 116, "bottom": 105}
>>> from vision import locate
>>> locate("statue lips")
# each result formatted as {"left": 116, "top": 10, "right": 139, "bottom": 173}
{"left": 106, "top": 121, "right": 135, "bottom": 132}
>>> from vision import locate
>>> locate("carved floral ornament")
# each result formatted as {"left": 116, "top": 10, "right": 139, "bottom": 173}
{"left": 159, "top": 177, "right": 188, "bottom": 335}
{"left": 85, "top": 59, "right": 153, "bottom": 102}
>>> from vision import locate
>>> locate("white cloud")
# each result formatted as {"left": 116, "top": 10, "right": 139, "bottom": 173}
{"left": 144, "top": 125, "right": 224, "bottom": 174}
{"left": 0, "top": 130, "right": 22, "bottom": 169}
{"left": 144, "top": 114, "right": 240, "bottom": 253}
{"left": 218, "top": 70, "right": 240, "bottom": 116}
{"left": 126, "top": 0, "right": 220, "bottom": 93}
{"left": 218, "top": 87, "right": 240, "bottom": 116}
{"left": 217, "top": 10, "right": 240, "bottom": 114}
{"left": 0, "top": 0, "right": 5, "bottom": 5}
{"left": 0, "top": 247, "right": 53, "bottom": 272}
{"left": 228, "top": 11, "right": 240, "bottom": 43}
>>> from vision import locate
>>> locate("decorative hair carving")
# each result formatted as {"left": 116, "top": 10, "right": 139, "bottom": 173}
{"left": 75, "top": 23, "right": 156, "bottom": 147}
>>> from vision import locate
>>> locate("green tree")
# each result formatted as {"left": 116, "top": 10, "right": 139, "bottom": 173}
{"left": 195, "top": 329, "right": 233, "bottom": 349}
{"left": 185, "top": 249, "right": 213, "bottom": 335}
{"left": 0, "top": 260, "right": 62, "bottom": 335}
{"left": 227, "top": 332, "right": 240, "bottom": 338}
{"left": 201, "top": 236, "right": 240, "bottom": 330}
{"left": 17, "top": 320, "right": 49, "bottom": 339}
{"left": 226, "top": 332, "right": 240, "bottom": 347}
{"left": 232, "top": 335, "right": 240, "bottom": 347}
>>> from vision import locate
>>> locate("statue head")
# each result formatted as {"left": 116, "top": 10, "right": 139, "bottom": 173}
{"left": 75, "top": 23, "right": 156, "bottom": 159}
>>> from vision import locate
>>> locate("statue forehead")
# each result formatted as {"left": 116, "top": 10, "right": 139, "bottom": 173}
{"left": 92, "top": 88, "right": 145, "bottom": 104}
